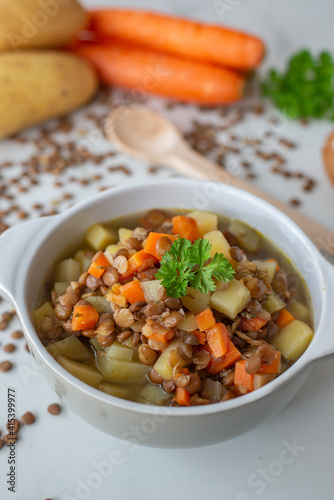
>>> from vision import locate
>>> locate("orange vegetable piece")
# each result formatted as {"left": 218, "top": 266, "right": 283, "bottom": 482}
{"left": 195, "top": 308, "right": 216, "bottom": 332}
{"left": 258, "top": 351, "right": 281, "bottom": 374}
{"left": 88, "top": 9, "right": 265, "bottom": 71}
{"left": 191, "top": 330, "right": 206, "bottom": 345}
{"left": 142, "top": 321, "right": 174, "bottom": 345}
{"left": 72, "top": 41, "right": 246, "bottom": 105}
{"left": 206, "top": 323, "right": 229, "bottom": 359}
{"left": 234, "top": 360, "right": 254, "bottom": 392}
{"left": 88, "top": 251, "right": 110, "bottom": 279}
{"left": 121, "top": 249, "right": 156, "bottom": 278}
{"left": 174, "top": 387, "right": 191, "bottom": 406}
{"left": 172, "top": 215, "right": 199, "bottom": 242}
{"left": 206, "top": 339, "right": 241, "bottom": 374}
{"left": 239, "top": 316, "right": 268, "bottom": 332}
{"left": 143, "top": 232, "right": 178, "bottom": 260}
{"left": 276, "top": 308, "right": 295, "bottom": 329}
{"left": 71, "top": 304, "right": 99, "bottom": 331}
{"left": 119, "top": 280, "right": 145, "bottom": 304}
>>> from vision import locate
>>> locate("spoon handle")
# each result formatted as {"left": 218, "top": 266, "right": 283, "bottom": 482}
{"left": 166, "top": 140, "right": 334, "bottom": 256}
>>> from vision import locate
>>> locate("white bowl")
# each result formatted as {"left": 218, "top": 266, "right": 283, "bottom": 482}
{"left": 0, "top": 179, "right": 333, "bottom": 448}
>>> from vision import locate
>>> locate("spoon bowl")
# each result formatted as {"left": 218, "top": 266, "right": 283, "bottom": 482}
{"left": 107, "top": 106, "right": 180, "bottom": 160}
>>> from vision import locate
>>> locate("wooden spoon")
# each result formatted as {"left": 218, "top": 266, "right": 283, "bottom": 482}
{"left": 106, "top": 106, "right": 334, "bottom": 258}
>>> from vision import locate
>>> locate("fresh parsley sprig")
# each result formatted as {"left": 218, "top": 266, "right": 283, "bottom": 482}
{"left": 155, "top": 237, "right": 235, "bottom": 299}
{"left": 262, "top": 49, "right": 334, "bottom": 120}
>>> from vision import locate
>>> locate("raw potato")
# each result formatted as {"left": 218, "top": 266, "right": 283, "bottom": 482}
{"left": 47, "top": 336, "right": 90, "bottom": 361}
{"left": 210, "top": 279, "right": 251, "bottom": 319}
{"left": 0, "top": 0, "right": 88, "bottom": 51}
{"left": 86, "top": 223, "right": 117, "bottom": 251}
{"left": 57, "top": 355, "right": 103, "bottom": 387}
{"left": 54, "top": 258, "right": 80, "bottom": 282}
{"left": 0, "top": 51, "right": 98, "bottom": 138}
{"left": 271, "top": 319, "right": 313, "bottom": 361}
{"left": 187, "top": 211, "right": 218, "bottom": 237}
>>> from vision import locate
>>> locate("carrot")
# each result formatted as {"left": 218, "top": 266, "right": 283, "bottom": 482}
{"left": 71, "top": 41, "right": 245, "bottom": 105}
{"left": 206, "top": 339, "right": 241, "bottom": 374}
{"left": 195, "top": 308, "right": 215, "bottom": 332}
{"left": 71, "top": 304, "right": 99, "bottom": 331}
{"left": 206, "top": 323, "right": 229, "bottom": 359}
{"left": 88, "top": 251, "right": 110, "bottom": 279}
{"left": 258, "top": 351, "right": 281, "bottom": 375}
{"left": 143, "top": 232, "right": 178, "bottom": 260}
{"left": 142, "top": 321, "right": 174, "bottom": 345}
{"left": 172, "top": 215, "right": 199, "bottom": 242}
{"left": 121, "top": 249, "right": 156, "bottom": 279}
{"left": 191, "top": 330, "right": 206, "bottom": 345}
{"left": 88, "top": 9, "right": 265, "bottom": 70}
{"left": 234, "top": 360, "right": 254, "bottom": 392}
{"left": 276, "top": 308, "right": 294, "bottom": 329}
{"left": 119, "top": 280, "right": 145, "bottom": 304}
{"left": 239, "top": 316, "right": 268, "bottom": 332}
{"left": 174, "top": 387, "right": 191, "bottom": 406}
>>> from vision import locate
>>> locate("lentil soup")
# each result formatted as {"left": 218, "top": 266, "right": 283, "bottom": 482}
{"left": 33, "top": 209, "right": 313, "bottom": 406}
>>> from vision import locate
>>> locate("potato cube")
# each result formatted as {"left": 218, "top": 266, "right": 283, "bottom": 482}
{"left": 228, "top": 220, "right": 260, "bottom": 252}
{"left": 86, "top": 224, "right": 117, "bottom": 251}
{"left": 253, "top": 260, "right": 277, "bottom": 283}
{"left": 181, "top": 287, "right": 211, "bottom": 315}
{"left": 178, "top": 313, "right": 198, "bottom": 332}
{"left": 210, "top": 279, "right": 251, "bottom": 319}
{"left": 33, "top": 301, "right": 55, "bottom": 329}
{"left": 74, "top": 249, "right": 92, "bottom": 273}
{"left": 264, "top": 292, "right": 286, "bottom": 314}
{"left": 97, "top": 357, "right": 149, "bottom": 381}
{"left": 57, "top": 355, "right": 103, "bottom": 386}
{"left": 271, "top": 320, "right": 313, "bottom": 361}
{"left": 47, "top": 336, "right": 90, "bottom": 361}
{"left": 187, "top": 211, "right": 218, "bottom": 237}
{"left": 118, "top": 227, "right": 133, "bottom": 244}
{"left": 140, "top": 280, "right": 163, "bottom": 302}
{"left": 54, "top": 258, "right": 80, "bottom": 282}
{"left": 204, "top": 230, "right": 235, "bottom": 265}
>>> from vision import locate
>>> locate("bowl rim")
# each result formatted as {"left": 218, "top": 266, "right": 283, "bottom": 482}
{"left": 16, "top": 178, "right": 329, "bottom": 416}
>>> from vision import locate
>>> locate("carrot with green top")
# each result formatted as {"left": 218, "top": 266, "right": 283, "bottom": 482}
{"left": 71, "top": 41, "right": 246, "bottom": 105}
{"left": 88, "top": 251, "right": 110, "bottom": 279}
{"left": 234, "top": 360, "right": 254, "bottom": 392}
{"left": 72, "top": 304, "right": 99, "bottom": 331}
{"left": 276, "top": 309, "right": 294, "bottom": 329}
{"left": 195, "top": 308, "right": 215, "bottom": 332}
{"left": 206, "top": 323, "right": 229, "bottom": 359}
{"left": 172, "top": 215, "right": 199, "bottom": 242}
{"left": 119, "top": 280, "right": 145, "bottom": 304}
{"left": 88, "top": 9, "right": 265, "bottom": 70}
{"left": 174, "top": 387, "right": 191, "bottom": 406}
{"left": 143, "top": 232, "right": 178, "bottom": 260}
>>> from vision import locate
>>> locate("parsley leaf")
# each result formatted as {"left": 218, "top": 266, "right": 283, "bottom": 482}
{"left": 262, "top": 49, "right": 334, "bottom": 120}
{"left": 155, "top": 237, "right": 235, "bottom": 298}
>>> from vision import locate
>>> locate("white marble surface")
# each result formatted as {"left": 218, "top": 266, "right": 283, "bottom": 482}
{"left": 0, "top": 1, "right": 334, "bottom": 499}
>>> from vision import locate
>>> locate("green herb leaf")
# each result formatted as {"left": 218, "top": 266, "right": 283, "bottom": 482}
{"left": 155, "top": 237, "right": 235, "bottom": 298}
{"left": 262, "top": 49, "right": 334, "bottom": 120}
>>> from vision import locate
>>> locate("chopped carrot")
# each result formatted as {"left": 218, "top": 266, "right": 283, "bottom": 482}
{"left": 234, "top": 360, "right": 254, "bottom": 392}
{"left": 71, "top": 41, "right": 245, "bottom": 105}
{"left": 88, "top": 251, "right": 110, "bottom": 279}
{"left": 172, "top": 215, "right": 199, "bottom": 242}
{"left": 276, "top": 308, "right": 295, "bottom": 329}
{"left": 268, "top": 258, "right": 280, "bottom": 271}
{"left": 258, "top": 351, "right": 281, "bottom": 374}
{"left": 239, "top": 316, "right": 268, "bottom": 332}
{"left": 195, "top": 308, "right": 215, "bottom": 332}
{"left": 88, "top": 9, "right": 265, "bottom": 70}
{"left": 191, "top": 330, "right": 206, "bottom": 345}
{"left": 111, "top": 283, "right": 121, "bottom": 295}
{"left": 143, "top": 232, "right": 178, "bottom": 260}
{"left": 174, "top": 387, "right": 191, "bottom": 406}
{"left": 71, "top": 304, "right": 99, "bottom": 331}
{"left": 206, "top": 323, "right": 229, "bottom": 359}
{"left": 121, "top": 249, "right": 156, "bottom": 278}
{"left": 206, "top": 339, "right": 241, "bottom": 374}
{"left": 119, "top": 280, "right": 145, "bottom": 304}
{"left": 142, "top": 321, "right": 174, "bottom": 345}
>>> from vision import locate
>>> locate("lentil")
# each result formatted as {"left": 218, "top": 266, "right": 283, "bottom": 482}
{"left": 47, "top": 403, "right": 61, "bottom": 415}
{"left": 20, "top": 411, "right": 35, "bottom": 425}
